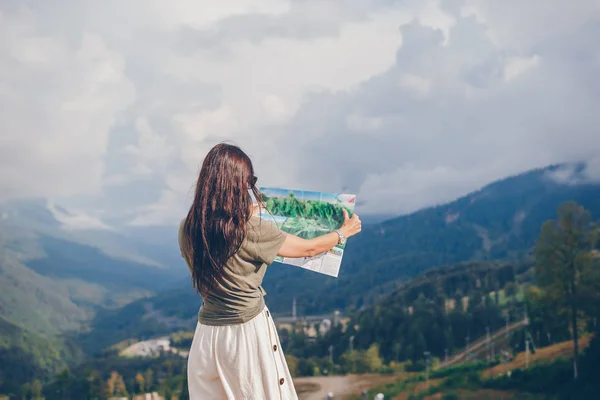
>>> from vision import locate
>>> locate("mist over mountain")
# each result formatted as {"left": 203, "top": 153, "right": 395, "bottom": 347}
{"left": 54, "top": 164, "right": 600, "bottom": 351}
{"left": 1, "top": 164, "right": 600, "bottom": 371}
{"left": 262, "top": 164, "right": 600, "bottom": 315}
{"left": 0, "top": 199, "right": 188, "bottom": 337}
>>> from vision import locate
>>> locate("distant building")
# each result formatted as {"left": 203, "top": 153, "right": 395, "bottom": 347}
{"left": 319, "top": 319, "right": 332, "bottom": 335}
{"left": 292, "top": 298, "right": 297, "bottom": 321}
{"left": 132, "top": 393, "right": 164, "bottom": 400}
{"left": 121, "top": 337, "right": 173, "bottom": 358}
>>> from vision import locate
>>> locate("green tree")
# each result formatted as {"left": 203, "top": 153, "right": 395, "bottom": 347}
{"left": 340, "top": 350, "right": 362, "bottom": 373}
{"left": 363, "top": 344, "right": 383, "bottom": 372}
{"left": 31, "top": 379, "right": 44, "bottom": 400}
{"left": 135, "top": 373, "right": 145, "bottom": 394}
{"left": 535, "top": 201, "right": 598, "bottom": 379}
{"left": 285, "top": 355, "right": 299, "bottom": 377}
{"left": 144, "top": 369, "right": 154, "bottom": 392}
{"left": 504, "top": 282, "right": 517, "bottom": 298}
{"left": 181, "top": 373, "right": 190, "bottom": 400}
{"left": 297, "top": 358, "right": 317, "bottom": 376}
{"left": 21, "top": 383, "right": 31, "bottom": 400}
{"left": 86, "top": 370, "right": 105, "bottom": 400}
{"left": 106, "top": 371, "right": 128, "bottom": 398}
{"left": 55, "top": 368, "right": 72, "bottom": 400}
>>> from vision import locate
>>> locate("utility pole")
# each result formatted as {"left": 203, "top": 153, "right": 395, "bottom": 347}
{"left": 423, "top": 351, "right": 431, "bottom": 391}
{"left": 527, "top": 331, "right": 537, "bottom": 352}
{"left": 501, "top": 350, "right": 510, "bottom": 376}
{"left": 486, "top": 327, "right": 491, "bottom": 361}
{"left": 465, "top": 335, "right": 470, "bottom": 362}
{"left": 292, "top": 298, "right": 297, "bottom": 321}
{"left": 505, "top": 312, "right": 510, "bottom": 340}
{"left": 444, "top": 348, "right": 449, "bottom": 365}
{"left": 350, "top": 336, "right": 356, "bottom": 373}
{"left": 525, "top": 339, "right": 530, "bottom": 368}
{"left": 329, "top": 345, "right": 334, "bottom": 364}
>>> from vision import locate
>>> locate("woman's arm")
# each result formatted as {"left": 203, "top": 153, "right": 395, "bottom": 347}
{"left": 277, "top": 209, "right": 362, "bottom": 258}
{"left": 277, "top": 231, "right": 341, "bottom": 258}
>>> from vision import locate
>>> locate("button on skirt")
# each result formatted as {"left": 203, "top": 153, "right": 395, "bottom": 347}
{"left": 187, "top": 306, "right": 298, "bottom": 399}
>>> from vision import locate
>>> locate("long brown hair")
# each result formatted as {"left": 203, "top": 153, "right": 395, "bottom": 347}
{"left": 183, "top": 143, "right": 261, "bottom": 295}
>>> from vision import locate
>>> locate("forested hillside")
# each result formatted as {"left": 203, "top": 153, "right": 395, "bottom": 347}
{"left": 279, "top": 200, "right": 599, "bottom": 400}
{"left": 0, "top": 316, "right": 84, "bottom": 396}
{"left": 0, "top": 202, "right": 190, "bottom": 397}
{"left": 75, "top": 286, "right": 200, "bottom": 355}
{"left": 78, "top": 165, "right": 600, "bottom": 354}
{"left": 263, "top": 165, "right": 600, "bottom": 314}
{"left": 2, "top": 164, "right": 600, "bottom": 398}
{"left": 279, "top": 259, "right": 529, "bottom": 373}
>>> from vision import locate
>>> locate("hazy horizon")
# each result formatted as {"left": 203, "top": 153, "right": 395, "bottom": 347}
{"left": 1, "top": 0, "right": 600, "bottom": 230}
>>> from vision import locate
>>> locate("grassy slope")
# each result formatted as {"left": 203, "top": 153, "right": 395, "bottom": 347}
{"left": 0, "top": 247, "right": 87, "bottom": 335}
{"left": 0, "top": 315, "right": 83, "bottom": 396}
{"left": 356, "top": 337, "right": 593, "bottom": 400}
{"left": 0, "top": 232, "right": 185, "bottom": 337}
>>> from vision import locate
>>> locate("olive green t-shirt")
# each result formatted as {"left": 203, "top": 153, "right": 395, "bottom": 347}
{"left": 178, "top": 215, "right": 287, "bottom": 326}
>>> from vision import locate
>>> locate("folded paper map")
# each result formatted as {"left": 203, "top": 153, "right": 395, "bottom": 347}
{"left": 257, "top": 187, "right": 356, "bottom": 277}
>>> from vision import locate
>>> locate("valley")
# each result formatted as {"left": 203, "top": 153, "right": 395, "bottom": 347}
{"left": 1, "top": 164, "right": 600, "bottom": 399}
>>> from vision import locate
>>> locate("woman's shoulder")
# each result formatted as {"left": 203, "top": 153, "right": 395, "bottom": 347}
{"left": 246, "top": 215, "right": 285, "bottom": 240}
{"left": 178, "top": 219, "right": 189, "bottom": 252}
{"left": 244, "top": 215, "right": 287, "bottom": 265}
{"left": 178, "top": 218, "right": 185, "bottom": 238}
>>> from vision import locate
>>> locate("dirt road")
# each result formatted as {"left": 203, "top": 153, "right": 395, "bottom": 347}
{"left": 294, "top": 374, "right": 398, "bottom": 400}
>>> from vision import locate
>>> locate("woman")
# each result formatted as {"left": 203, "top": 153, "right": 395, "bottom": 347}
{"left": 179, "top": 143, "right": 362, "bottom": 399}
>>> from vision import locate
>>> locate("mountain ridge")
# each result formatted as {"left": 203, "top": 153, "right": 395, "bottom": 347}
{"left": 2, "top": 163, "right": 600, "bottom": 360}
{"left": 262, "top": 164, "right": 600, "bottom": 314}
{"left": 73, "top": 163, "right": 600, "bottom": 352}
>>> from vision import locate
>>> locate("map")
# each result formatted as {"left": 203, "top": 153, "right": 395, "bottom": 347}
{"left": 257, "top": 187, "right": 356, "bottom": 278}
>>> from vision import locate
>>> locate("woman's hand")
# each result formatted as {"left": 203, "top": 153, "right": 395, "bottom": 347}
{"left": 277, "top": 209, "right": 362, "bottom": 259}
{"left": 340, "top": 209, "right": 361, "bottom": 239}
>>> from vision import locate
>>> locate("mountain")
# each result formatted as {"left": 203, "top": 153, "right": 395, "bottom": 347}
{"left": 4, "top": 164, "right": 600, "bottom": 347}
{"left": 0, "top": 315, "right": 84, "bottom": 396}
{"left": 0, "top": 199, "right": 195, "bottom": 394}
{"left": 0, "top": 199, "right": 189, "bottom": 319}
{"left": 79, "top": 164, "right": 600, "bottom": 351}
{"left": 0, "top": 247, "right": 87, "bottom": 335}
{"left": 262, "top": 164, "right": 600, "bottom": 315}
{"left": 75, "top": 285, "right": 200, "bottom": 355}
{"left": 0, "top": 199, "right": 191, "bottom": 346}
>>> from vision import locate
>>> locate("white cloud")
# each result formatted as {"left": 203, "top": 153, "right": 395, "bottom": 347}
{"left": 357, "top": 163, "right": 506, "bottom": 215}
{"left": 112, "top": 117, "right": 176, "bottom": 184}
{"left": 46, "top": 200, "right": 114, "bottom": 231}
{"left": 503, "top": 55, "right": 540, "bottom": 83}
{"left": 346, "top": 115, "right": 384, "bottom": 132}
{"left": 262, "top": 94, "right": 292, "bottom": 123}
{"left": 148, "top": 0, "right": 291, "bottom": 29}
{"left": 1, "top": 0, "right": 599, "bottom": 225}
{"left": 398, "top": 73, "right": 433, "bottom": 97}
{"left": 0, "top": 8, "right": 135, "bottom": 201}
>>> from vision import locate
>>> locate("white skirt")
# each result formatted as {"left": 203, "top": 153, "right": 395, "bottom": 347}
{"left": 187, "top": 306, "right": 298, "bottom": 400}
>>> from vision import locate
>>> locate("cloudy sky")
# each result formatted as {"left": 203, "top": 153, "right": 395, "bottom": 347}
{"left": 1, "top": 0, "right": 600, "bottom": 227}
